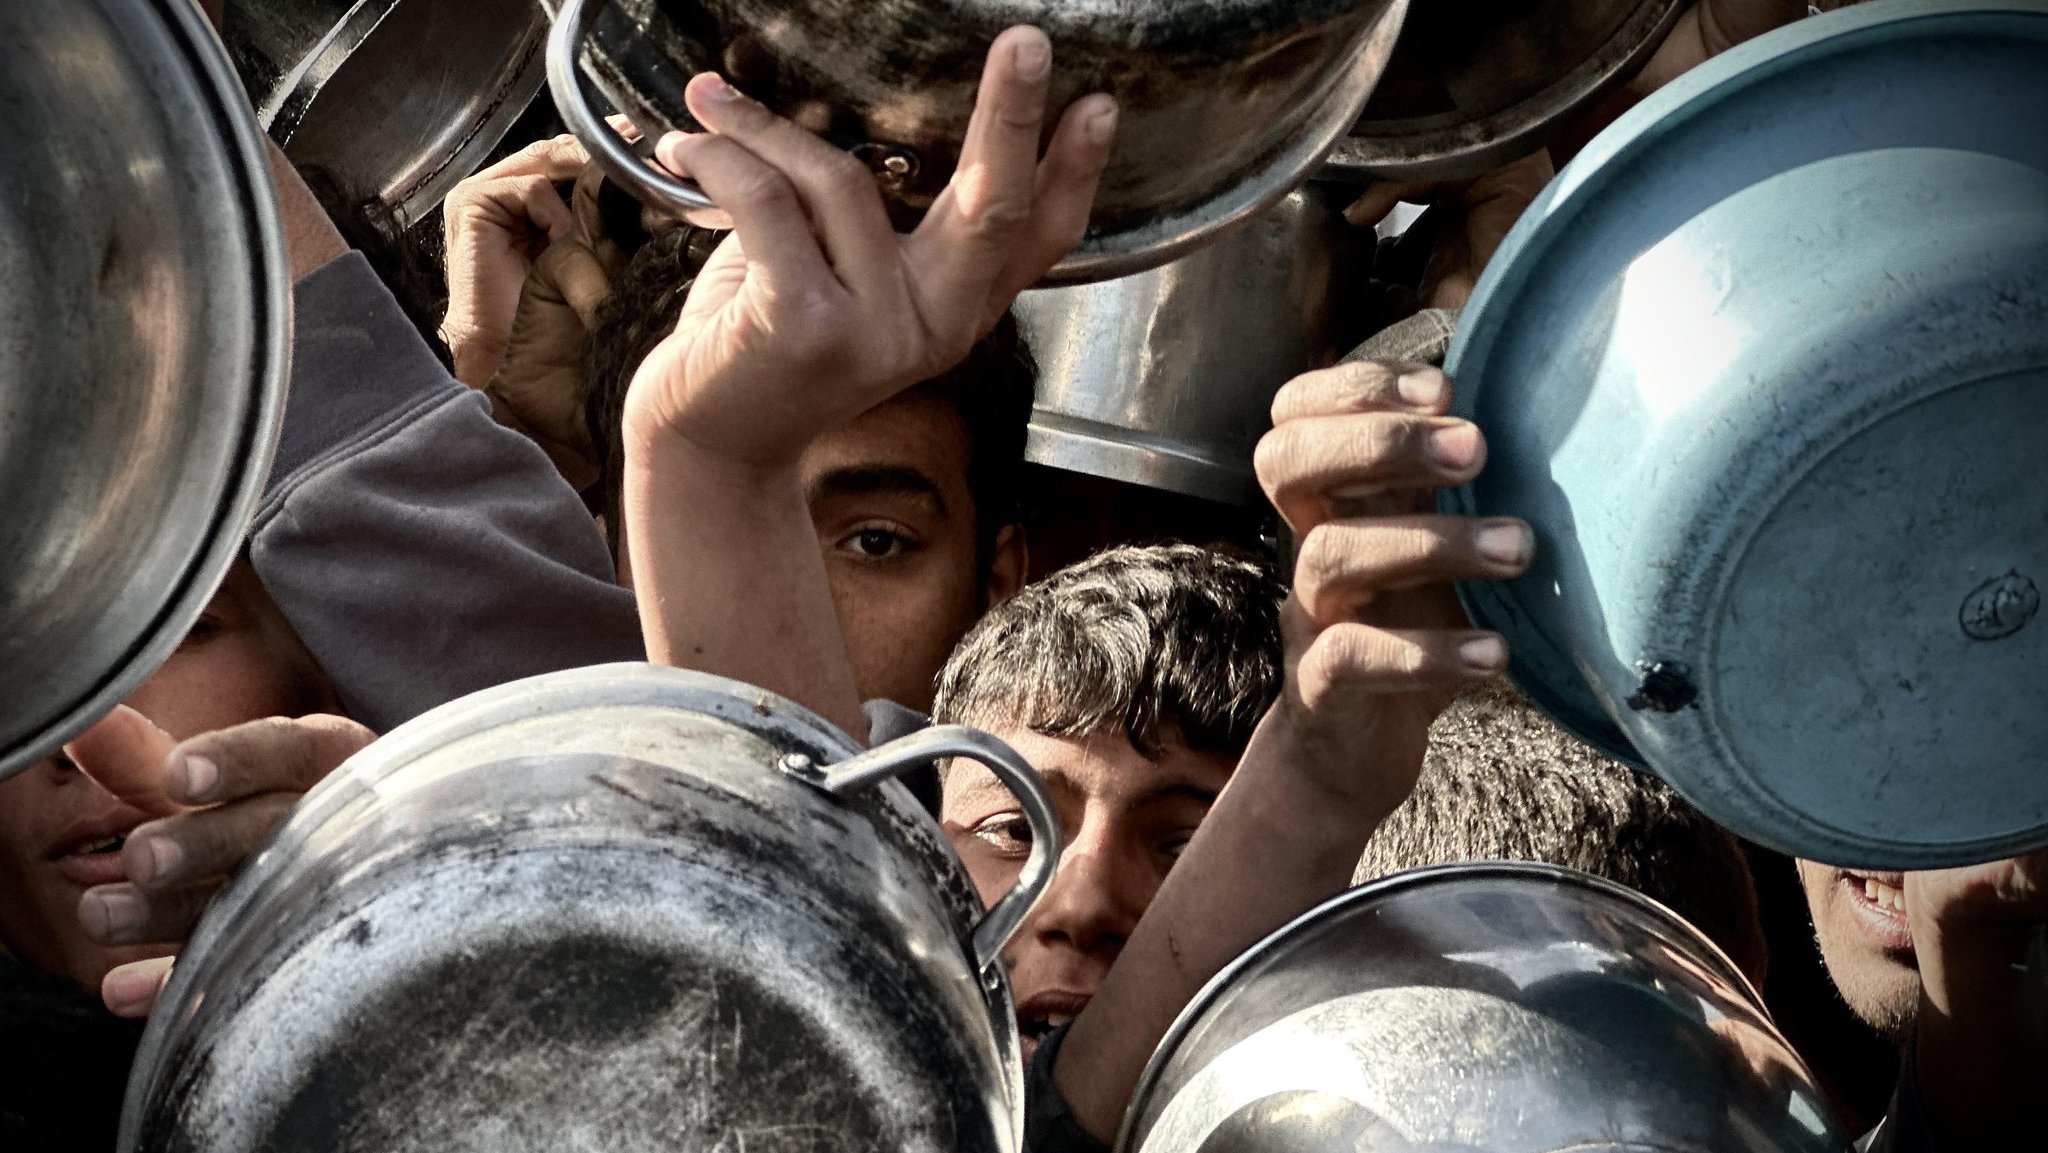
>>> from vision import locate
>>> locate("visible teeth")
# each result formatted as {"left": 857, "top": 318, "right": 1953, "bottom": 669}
{"left": 1047, "top": 1014, "right": 1074, "bottom": 1028}
{"left": 1863, "top": 877, "right": 1905, "bottom": 914}
{"left": 76, "top": 836, "right": 124, "bottom": 856}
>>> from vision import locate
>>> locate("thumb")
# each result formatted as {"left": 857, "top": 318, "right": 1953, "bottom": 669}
{"left": 62, "top": 706, "right": 184, "bottom": 818}
{"left": 536, "top": 240, "right": 615, "bottom": 328}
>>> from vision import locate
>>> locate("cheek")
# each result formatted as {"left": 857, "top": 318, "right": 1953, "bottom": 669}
{"left": 128, "top": 636, "right": 320, "bottom": 739}
{"left": 828, "top": 560, "right": 980, "bottom": 704}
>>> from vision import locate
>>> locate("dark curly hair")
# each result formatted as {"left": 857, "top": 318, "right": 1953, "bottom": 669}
{"left": 580, "top": 226, "right": 1036, "bottom": 564}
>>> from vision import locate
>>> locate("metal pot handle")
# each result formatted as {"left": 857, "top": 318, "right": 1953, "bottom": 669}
{"left": 545, "top": 0, "right": 716, "bottom": 211}
{"left": 790, "top": 724, "right": 1062, "bottom": 972}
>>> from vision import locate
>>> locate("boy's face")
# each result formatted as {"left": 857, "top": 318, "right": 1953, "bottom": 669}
{"left": 0, "top": 560, "right": 334, "bottom": 990}
{"left": 941, "top": 728, "right": 1236, "bottom": 1063}
{"left": 1795, "top": 859, "right": 1919, "bottom": 1042}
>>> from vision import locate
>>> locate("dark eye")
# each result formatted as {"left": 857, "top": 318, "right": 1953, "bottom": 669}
{"left": 970, "top": 814, "right": 1034, "bottom": 857}
{"left": 838, "top": 524, "right": 918, "bottom": 560}
{"left": 177, "top": 613, "right": 226, "bottom": 649}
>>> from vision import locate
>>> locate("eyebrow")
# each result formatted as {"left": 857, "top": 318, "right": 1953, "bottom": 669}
{"left": 807, "top": 465, "right": 949, "bottom": 517}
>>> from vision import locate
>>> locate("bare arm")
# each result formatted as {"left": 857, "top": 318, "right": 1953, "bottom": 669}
{"left": 1053, "top": 360, "right": 1534, "bottom": 1138}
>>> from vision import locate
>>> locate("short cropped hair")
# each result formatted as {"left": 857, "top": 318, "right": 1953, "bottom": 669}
{"left": 933, "top": 544, "right": 1286, "bottom": 759}
{"left": 1354, "top": 680, "right": 1770, "bottom": 981}
{"left": 581, "top": 225, "right": 1036, "bottom": 561}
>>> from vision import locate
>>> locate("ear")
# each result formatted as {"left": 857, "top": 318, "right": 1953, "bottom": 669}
{"left": 982, "top": 523, "right": 1027, "bottom": 610}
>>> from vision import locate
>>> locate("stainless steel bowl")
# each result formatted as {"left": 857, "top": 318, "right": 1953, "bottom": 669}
{"left": 225, "top": 0, "right": 550, "bottom": 226}
{"left": 122, "top": 663, "right": 1061, "bottom": 1153}
{"left": 1011, "top": 185, "right": 1368, "bottom": 505}
{"left": 1120, "top": 862, "right": 1852, "bottom": 1153}
{"left": 545, "top": 0, "right": 1408, "bottom": 283}
{"left": 1443, "top": 0, "right": 2048, "bottom": 868}
{"left": 1323, "top": 0, "right": 1686, "bottom": 181}
{"left": 0, "top": 0, "right": 288, "bottom": 782}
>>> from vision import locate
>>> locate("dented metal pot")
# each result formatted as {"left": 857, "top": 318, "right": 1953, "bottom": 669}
{"left": 1119, "top": 863, "right": 1852, "bottom": 1153}
{"left": 224, "top": 0, "right": 550, "bottom": 225}
{"left": 121, "top": 664, "right": 1060, "bottom": 1153}
{"left": 544, "top": 0, "right": 1407, "bottom": 282}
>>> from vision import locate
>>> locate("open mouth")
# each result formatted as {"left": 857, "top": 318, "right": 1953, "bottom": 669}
{"left": 1838, "top": 869, "right": 1914, "bottom": 954}
{"left": 48, "top": 825, "right": 137, "bottom": 887}
{"left": 1015, "top": 990, "right": 1091, "bottom": 1064}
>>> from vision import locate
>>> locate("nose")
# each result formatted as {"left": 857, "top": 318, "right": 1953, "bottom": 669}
{"left": 1028, "top": 813, "right": 1148, "bottom": 960}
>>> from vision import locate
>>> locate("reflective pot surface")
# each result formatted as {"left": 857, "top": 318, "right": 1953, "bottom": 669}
{"left": 0, "top": 0, "right": 288, "bottom": 781}
{"left": 1443, "top": 0, "right": 2048, "bottom": 869}
{"left": 1324, "top": 0, "right": 1686, "bottom": 181}
{"left": 546, "top": 0, "right": 1407, "bottom": 282}
{"left": 1011, "top": 184, "right": 1367, "bottom": 505}
{"left": 1120, "top": 863, "right": 1851, "bottom": 1153}
{"left": 225, "top": 0, "right": 550, "bottom": 226}
{"left": 121, "top": 664, "right": 1060, "bottom": 1153}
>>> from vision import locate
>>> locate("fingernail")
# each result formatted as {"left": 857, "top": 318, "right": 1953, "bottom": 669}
{"left": 1085, "top": 99, "right": 1119, "bottom": 146}
{"left": 1013, "top": 34, "right": 1050, "bottom": 80}
{"left": 1397, "top": 370, "right": 1445, "bottom": 408}
{"left": 702, "top": 73, "right": 741, "bottom": 102}
{"left": 1476, "top": 522, "right": 1531, "bottom": 566}
{"left": 176, "top": 753, "right": 219, "bottom": 802}
{"left": 132, "top": 836, "right": 183, "bottom": 886}
{"left": 1429, "top": 423, "right": 1480, "bottom": 470}
{"left": 84, "top": 890, "right": 146, "bottom": 937}
{"left": 1460, "top": 636, "right": 1509, "bottom": 672}
{"left": 103, "top": 966, "right": 162, "bottom": 1015}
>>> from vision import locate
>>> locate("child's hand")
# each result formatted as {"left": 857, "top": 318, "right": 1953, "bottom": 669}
{"left": 1252, "top": 358, "right": 1534, "bottom": 808}
{"left": 622, "top": 25, "right": 1117, "bottom": 471}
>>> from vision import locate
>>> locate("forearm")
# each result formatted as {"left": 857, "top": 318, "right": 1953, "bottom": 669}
{"left": 623, "top": 416, "right": 869, "bottom": 741}
{"left": 1909, "top": 921, "right": 2048, "bottom": 1147}
{"left": 1053, "top": 713, "right": 1406, "bottom": 1139}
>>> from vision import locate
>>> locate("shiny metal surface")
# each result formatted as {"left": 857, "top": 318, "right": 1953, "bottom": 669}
{"left": 1323, "top": 0, "right": 1686, "bottom": 181}
{"left": 1011, "top": 185, "right": 1366, "bottom": 505}
{"left": 225, "top": 0, "right": 549, "bottom": 226}
{"left": 1120, "top": 863, "right": 1851, "bottom": 1153}
{"left": 546, "top": 0, "right": 1407, "bottom": 283}
{"left": 1443, "top": 0, "right": 2048, "bottom": 869}
{"left": 0, "top": 0, "right": 288, "bottom": 782}
{"left": 122, "top": 663, "right": 1056, "bottom": 1153}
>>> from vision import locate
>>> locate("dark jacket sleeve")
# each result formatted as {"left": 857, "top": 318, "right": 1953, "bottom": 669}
{"left": 248, "top": 251, "right": 642, "bottom": 732}
{"left": 1025, "top": 1023, "right": 1115, "bottom": 1153}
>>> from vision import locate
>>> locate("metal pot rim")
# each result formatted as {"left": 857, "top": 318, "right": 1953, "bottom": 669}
{"left": 1110, "top": 859, "right": 1767, "bottom": 1152}
{"left": 0, "top": 0, "right": 290, "bottom": 784}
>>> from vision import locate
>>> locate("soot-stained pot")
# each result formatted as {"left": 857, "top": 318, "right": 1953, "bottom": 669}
{"left": 0, "top": 0, "right": 287, "bottom": 781}
{"left": 1119, "top": 863, "right": 1852, "bottom": 1153}
{"left": 1322, "top": 0, "right": 1687, "bottom": 182}
{"left": 121, "top": 664, "right": 1061, "bottom": 1153}
{"left": 543, "top": 0, "right": 1408, "bottom": 283}
{"left": 223, "top": 0, "right": 550, "bottom": 226}
{"left": 1010, "top": 183, "right": 1368, "bottom": 506}
{"left": 1443, "top": 0, "right": 2048, "bottom": 869}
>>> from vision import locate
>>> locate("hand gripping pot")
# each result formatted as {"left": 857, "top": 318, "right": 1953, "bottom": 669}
{"left": 1119, "top": 863, "right": 1853, "bottom": 1153}
{"left": 222, "top": 0, "right": 551, "bottom": 226}
{"left": 0, "top": 0, "right": 288, "bottom": 781}
{"left": 543, "top": 0, "right": 1409, "bottom": 283}
{"left": 120, "top": 664, "right": 1061, "bottom": 1153}
{"left": 1443, "top": 0, "right": 2048, "bottom": 868}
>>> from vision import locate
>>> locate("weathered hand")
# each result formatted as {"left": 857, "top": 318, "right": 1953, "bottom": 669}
{"left": 1252, "top": 360, "right": 1533, "bottom": 805}
{"left": 620, "top": 25, "right": 1117, "bottom": 470}
{"left": 1345, "top": 149, "right": 1555, "bottom": 311}
{"left": 66, "top": 707, "right": 374, "bottom": 1017}
{"left": 439, "top": 135, "right": 589, "bottom": 386}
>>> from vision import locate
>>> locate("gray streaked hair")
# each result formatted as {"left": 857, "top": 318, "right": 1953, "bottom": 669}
{"left": 933, "top": 544, "right": 1286, "bottom": 759}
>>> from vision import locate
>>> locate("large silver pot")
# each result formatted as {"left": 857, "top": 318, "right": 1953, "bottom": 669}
{"left": 0, "top": 0, "right": 288, "bottom": 781}
{"left": 224, "top": 0, "right": 550, "bottom": 226}
{"left": 1323, "top": 0, "right": 1686, "bottom": 181}
{"left": 121, "top": 663, "right": 1060, "bottom": 1153}
{"left": 1443, "top": 0, "right": 2048, "bottom": 868}
{"left": 1120, "top": 862, "right": 1852, "bottom": 1153}
{"left": 1010, "top": 184, "right": 1367, "bottom": 505}
{"left": 544, "top": 0, "right": 1407, "bottom": 283}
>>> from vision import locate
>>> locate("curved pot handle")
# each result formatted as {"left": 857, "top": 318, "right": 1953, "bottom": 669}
{"left": 545, "top": 0, "right": 717, "bottom": 212}
{"left": 794, "top": 725, "right": 1061, "bottom": 973}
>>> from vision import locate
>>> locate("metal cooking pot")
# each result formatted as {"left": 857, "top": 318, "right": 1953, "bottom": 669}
{"left": 121, "top": 663, "right": 1060, "bottom": 1153}
{"left": 1119, "top": 862, "right": 1851, "bottom": 1153}
{"left": 1443, "top": 0, "right": 2048, "bottom": 869}
{"left": 224, "top": 0, "right": 550, "bottom": 226}
{"left": 1010, "top": 184, "right": 1367, "bottom": 505}
{"left": 0, "top": 0, "right": 288, "bottom": 782}
{"left": 544, "top": 0, "right": 1408, "bottom": 283}
{"left": 1323, "top": 0, "right": 1686, "bottom": 181}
